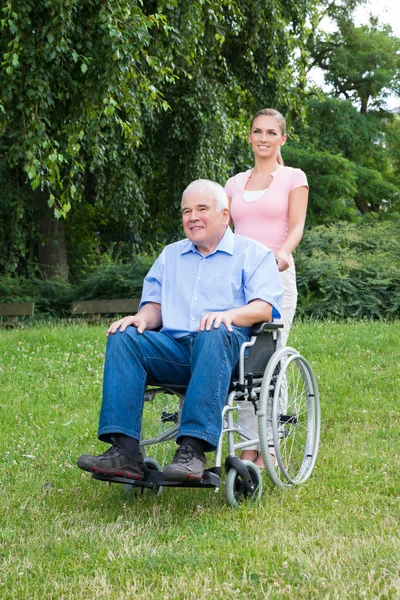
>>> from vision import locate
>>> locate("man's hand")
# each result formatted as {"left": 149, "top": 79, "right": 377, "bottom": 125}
{"left": 198, "top": 300, "right": 272, "bottom": 332}
{"left": 198, "top": 311, "right": 233, "bottom": 332}
{"left": 106, "top": 302, "right": 162, "bottom": 337}
{"left": 106, "top": 315, "right": 148, "bottom": 337}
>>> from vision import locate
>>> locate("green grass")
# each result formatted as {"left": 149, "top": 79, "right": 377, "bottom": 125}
{"left": 1, "top": 321, "right": 399, "bottom": 599}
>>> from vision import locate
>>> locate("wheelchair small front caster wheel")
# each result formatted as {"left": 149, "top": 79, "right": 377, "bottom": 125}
{"left": 225, "top": 460, "right": 263, "bottom": 508}
{"left": 124, "top": 457, "right": 163, "bottom": 497}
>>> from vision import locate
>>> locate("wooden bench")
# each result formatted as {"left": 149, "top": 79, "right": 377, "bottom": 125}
{"left": 0, "top": 302, "right": 35, "bottom": 328}
{"left": 71, "top": 299, "right": 141, "bottom": 322}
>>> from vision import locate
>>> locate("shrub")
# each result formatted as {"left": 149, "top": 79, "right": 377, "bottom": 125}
{"left": 295, "top": 221, "right": 400, "bottom": 319}
{"left": 0, "top": 276, "right": 73, "bottom": 319}
{"left": 0, "top": 255, "right": 155, "bottom": 319}
{"left": 73, "top": 254, "right": 155, "bottom": 300}
{"left": 1, "top": 223, "right": 399, "bottom": 320}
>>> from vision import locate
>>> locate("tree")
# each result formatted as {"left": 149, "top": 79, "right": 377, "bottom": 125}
{"left": 124, "top": 0, "right": 312, "bottom": 246}
{"left": 288, "top": 96, "right": 400, "bottom": 219}
{"left": 296, "top": 7, "right": 400, "bottom": 219}
{"left": 310, "top": 18, "right": 400, "bottom": 113}
{"left": 1, "top": 0, "right": 314, "bottom": 277}
{"left": 0, "top": 0, "right": 172, "bottom": 277}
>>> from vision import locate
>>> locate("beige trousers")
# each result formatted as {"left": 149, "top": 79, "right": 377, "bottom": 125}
{"left": 238, "top": 265, "right": 298, "bottom": 450}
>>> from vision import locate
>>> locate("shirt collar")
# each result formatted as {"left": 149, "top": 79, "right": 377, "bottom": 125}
{"left": 245, "top": 165, "right": 283, "bottom": 184}
{"left": 180, "top": 226, "right": 234, "bottom": 257}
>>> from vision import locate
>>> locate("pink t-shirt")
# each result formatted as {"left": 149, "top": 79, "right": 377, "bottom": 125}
{"left": 224, "top": 166, "right": 308, "bottom": 264}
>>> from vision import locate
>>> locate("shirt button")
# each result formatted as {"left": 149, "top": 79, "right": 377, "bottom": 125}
{"left": 194, "top": 296, "right": 198, "bottom": 300}
{"left": 198, "top": 276, "right": 201, "bottom": 280}
{"left": 192, "top": 317, "right": 196, "bottom": 321}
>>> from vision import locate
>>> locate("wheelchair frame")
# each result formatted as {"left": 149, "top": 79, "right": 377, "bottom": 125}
{"left": 93, "top": 323, "right": 321, "bottom": 507}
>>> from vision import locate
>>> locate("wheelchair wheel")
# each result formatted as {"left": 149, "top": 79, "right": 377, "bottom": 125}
{"left": 124, "top": 457, "right": 163, "bottom": 497}
{"left": 225, "top": 460, "right": 263, "bottom": 508}
{"left": 258, "top": 347, "right": 320, "bottom": 489}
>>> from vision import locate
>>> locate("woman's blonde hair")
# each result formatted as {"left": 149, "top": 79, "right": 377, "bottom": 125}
{"left": 250, "top": 108, "right": 286, "bottom": 165}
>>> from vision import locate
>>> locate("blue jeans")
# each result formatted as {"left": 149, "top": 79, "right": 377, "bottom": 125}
{"left": 98, "top": 325, "right": 249, "bottom": 452}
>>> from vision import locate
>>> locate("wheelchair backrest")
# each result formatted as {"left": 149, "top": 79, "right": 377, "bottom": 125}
{"left": 243, "top": 332, "right": 276, "bottom": 377}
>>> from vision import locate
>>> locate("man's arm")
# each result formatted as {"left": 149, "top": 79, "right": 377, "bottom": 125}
{"left": 106, "top": 302, "right": 162, "bottom": 336}
{"left": 198, "top": 299, "right": 271, "bottom": 333}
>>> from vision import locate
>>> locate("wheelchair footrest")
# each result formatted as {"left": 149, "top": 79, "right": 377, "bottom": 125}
{"left": 92, "top": 468, "right": 221, "bottom": 489}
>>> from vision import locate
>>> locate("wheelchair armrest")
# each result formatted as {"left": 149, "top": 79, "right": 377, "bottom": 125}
{"left": 250, "top": 321, "right": 284, "bottom": 336}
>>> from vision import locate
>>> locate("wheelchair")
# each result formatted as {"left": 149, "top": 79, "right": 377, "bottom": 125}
{"left": 92, "top": 323, "right": 321, "bottom": 507}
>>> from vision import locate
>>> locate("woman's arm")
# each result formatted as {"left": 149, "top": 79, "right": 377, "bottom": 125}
{"left": 275, "top": 185, "right": 308, "bottom": 271}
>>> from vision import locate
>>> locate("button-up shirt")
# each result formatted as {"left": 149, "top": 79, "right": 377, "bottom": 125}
{"left": 140, "top": 227, "right": 283, "bottom": 339}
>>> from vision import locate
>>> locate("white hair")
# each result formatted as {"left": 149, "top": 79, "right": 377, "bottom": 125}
{"left": 181, "top": 179, "right": 228, "bottom": 212}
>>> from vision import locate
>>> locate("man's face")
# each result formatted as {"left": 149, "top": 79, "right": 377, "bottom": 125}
{"left": 181, "top": 191, "right": 229, "bottom": 254}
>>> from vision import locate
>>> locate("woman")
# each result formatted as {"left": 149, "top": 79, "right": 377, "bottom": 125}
{"left": 224, "top": 108, "right": 309, "bottom": 468}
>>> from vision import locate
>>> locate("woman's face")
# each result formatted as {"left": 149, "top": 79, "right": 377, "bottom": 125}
{"left": 248, "top": 114, "right": 286, "bottom": 160}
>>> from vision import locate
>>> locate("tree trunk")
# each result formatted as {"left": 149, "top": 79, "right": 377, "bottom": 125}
{"left": 35, "top": 189, "right": 69, "bottom": 281}
{"left": 360, "top": 95, "right": 369, "bottom": 114}
{"left": 353, "top": 195, "right": 380, "bottom": 215}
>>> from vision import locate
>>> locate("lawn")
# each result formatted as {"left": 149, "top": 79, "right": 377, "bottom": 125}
{"left": 0, "top": 320, "right": 399, "bottom": 599}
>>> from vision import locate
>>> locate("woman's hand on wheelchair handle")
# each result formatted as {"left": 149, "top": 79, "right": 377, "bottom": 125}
{"left": 274, "top": 248, "right": 290, "bottom": 272}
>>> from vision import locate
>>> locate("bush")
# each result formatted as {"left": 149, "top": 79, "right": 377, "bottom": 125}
{"left": 0, "top": 255, "right": 156, "bottom": 319}
{"left": 73, "top": 254, "right": 155, "bottom": 301}
{"left": 1, "top": 223, "right": 399, "bottom": 320}
{"left": 0, "top": 276, "right": 72, "bottom": 318}
{"left": 295, "top": 221, "right": 400, "bottom": 319}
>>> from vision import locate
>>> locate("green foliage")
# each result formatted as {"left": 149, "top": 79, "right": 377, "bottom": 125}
{"left": 0, "top": 256, "right": 155, "bottom": 318}
{"left": 299, "top": 14, "right": 400, "bottom": 220}
{"left": 64, "top": 201, "right": 110, "bottom": 282}
{"left": 284, "top": 145, "right": 358, "bottom": 223}
{"left": 1, "top": 0, "right": 399, "bottom": 277}
{"left": 73, "top": 255, "right": 155, "bottom": 301}
{"left": 295, "top": 221, "right": 400, "bottom": 319}
{"left": 289, "top": 97, "right": 400, "bottom": 220}
{"left": 1, "top": 222, "right": 399, "bottom": 321}
{"left": 0, "top": 0, "right": 314, "bottom": 273}
{"left": 0, "top": 161, "right": 38, "bottom": 277}
{"left": 292, "top": 97, "right": 381, "bottom": 165}
{"left": 0, "top": 0, "right": 172, "bottom": 216}
{"left": 385, "top": 113, "right": 400, "bottom": 181}
{"left": 0, "top": 275, "right": 72, "bottom": 318}
{"left": 353, "top": 164, "right": 399, "bottom": 215}
{"left": 313, "top": 18, "right": 400, "bottom": 113}
{"left": 100, "top": 0, "right": 311, "bottom": 246}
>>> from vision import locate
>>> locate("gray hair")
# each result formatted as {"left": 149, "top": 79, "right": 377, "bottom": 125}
{"left": 181, "top": 179, "right": 228, "bottom": 212}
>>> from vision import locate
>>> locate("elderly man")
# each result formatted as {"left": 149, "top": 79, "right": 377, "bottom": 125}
{"left": 77, "top": 179, "right": 283, "bottom": 482}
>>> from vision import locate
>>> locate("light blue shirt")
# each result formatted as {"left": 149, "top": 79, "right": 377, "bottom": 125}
{"left": 140, "top": 227, "right": 283, "bottom": 339}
